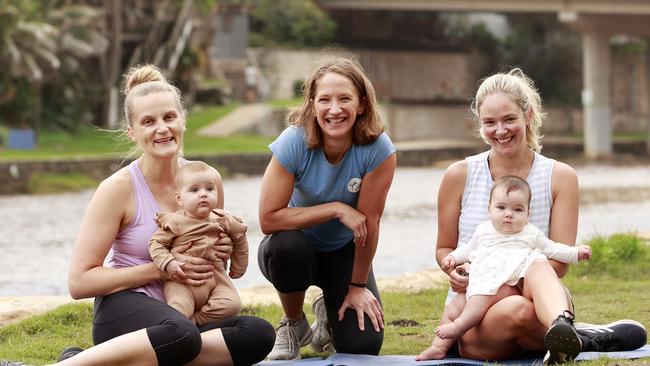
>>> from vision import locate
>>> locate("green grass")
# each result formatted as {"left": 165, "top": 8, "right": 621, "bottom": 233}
{"left": 1, "top": 234, "right": 649, "bottom": 364}
{"left": 27, "top": 172, "right": 98, "bottom": 194}
{"left": 0, "top": 104, "right": 275, "bottom": 161}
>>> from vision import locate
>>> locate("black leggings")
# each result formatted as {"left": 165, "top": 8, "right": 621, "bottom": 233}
{"left": 258, "top": 230, "right": 384, "bottom": 355}
{"left": 92, "top": 290, "right": 275, "bottom": 366}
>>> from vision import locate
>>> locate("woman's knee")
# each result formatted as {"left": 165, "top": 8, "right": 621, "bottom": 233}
{"left": 259, "top": 230, "right": 315, "bottom": 292}
{"left": 507, "top": 296, "right": 537, "bottom": 329}
{"left": 222, "top": 316, "right": 275, "bottom": 366}
{"left": 334, "top": 329, "right": 383, "bottom": 355}
{"left": 148, "top": 317, "right": 202, "bottom": 366}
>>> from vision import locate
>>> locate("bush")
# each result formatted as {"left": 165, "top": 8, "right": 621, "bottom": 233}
{"left": 572, "top": 233, "right": 650, "bottom": 279}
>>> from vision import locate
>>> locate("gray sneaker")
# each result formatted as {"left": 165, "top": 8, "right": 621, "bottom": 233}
{"left": 310, "top": 293, "right": 335, "bottom": 354}
{"left": 0, "top": 361, "right": 33, "bottom": 366}
{"left": 267, "top": 313, "right": 313, "bottom": 360}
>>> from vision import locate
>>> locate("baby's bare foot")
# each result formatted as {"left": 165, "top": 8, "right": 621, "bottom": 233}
{"left": 416, "top": 342, "right": 447, "bottom": 361}
{"left": 435, "top": 322, "right": 463, "bottom": 339}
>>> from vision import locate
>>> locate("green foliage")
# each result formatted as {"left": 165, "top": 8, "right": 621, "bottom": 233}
{"left": 0, "top": 0, "right": 107, "bottom": 131}
{"left": 571, "top": 233, "right": 650, "bottom": 279}
{"left": 249, "top": 0, "right": 336, "bottom": 48}
{"left": 500, "top": 14, "right": 582, "bottom": 106}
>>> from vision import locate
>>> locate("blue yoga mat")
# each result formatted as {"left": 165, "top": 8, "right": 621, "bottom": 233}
{"left": 255, "top": 344, "right": 650, "bottom": 365}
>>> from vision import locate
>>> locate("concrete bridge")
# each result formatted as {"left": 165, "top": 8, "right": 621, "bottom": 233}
{"left": 318, "top": 0, "right": 650, "bottom": 159}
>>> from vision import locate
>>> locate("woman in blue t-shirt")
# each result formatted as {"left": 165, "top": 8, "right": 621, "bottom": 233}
{"left": 258, "top": 57, "right": 397, "bottom": 360}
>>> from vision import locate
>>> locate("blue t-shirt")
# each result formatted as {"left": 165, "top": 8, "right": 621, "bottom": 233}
{"left": 270, "top": 126, "right": 396, "bottom": 252}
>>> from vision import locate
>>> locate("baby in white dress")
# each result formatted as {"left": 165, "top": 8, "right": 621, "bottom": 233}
{"left": 418, "top": 175, "right": 592, "bottom": 360}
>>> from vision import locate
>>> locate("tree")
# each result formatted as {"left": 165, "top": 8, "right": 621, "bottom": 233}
{"left": 0, "top": 0, "right": 107, "bottom": 133}
{"left": 249, "top": 0, "right": 336, "bottom": 48}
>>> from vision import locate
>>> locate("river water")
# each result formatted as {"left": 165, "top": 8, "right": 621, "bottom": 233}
{"left": 2, "top": 163, "right": 650, "bottom": 296}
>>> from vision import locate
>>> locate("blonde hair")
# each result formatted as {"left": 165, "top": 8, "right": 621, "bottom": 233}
{"left": 120, "top": 64, "right": 186, "bottom": 157}
{"left": 288, "top": 56, "right": 383, "bottom": 149}
{"left": 175, "top": 161, "right": 219, "bottom": 189}
{"left": 471, "top": 68, "right": 546, "bottom": 152}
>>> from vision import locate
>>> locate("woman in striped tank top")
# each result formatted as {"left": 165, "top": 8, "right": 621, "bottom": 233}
{"left": 417, "top": 69, "right": 646, "bottom": 363}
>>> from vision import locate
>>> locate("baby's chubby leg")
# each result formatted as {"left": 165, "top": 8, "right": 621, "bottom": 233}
{"left": 416, "top": 293, "right": 466, "bottom": 360}
{"left": 437, "top": 285, "right": 519, "bottom": 339}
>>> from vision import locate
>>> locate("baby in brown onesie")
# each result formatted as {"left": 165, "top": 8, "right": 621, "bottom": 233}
{"left": 149, "top": 161, "right": 248, "bottom": 325}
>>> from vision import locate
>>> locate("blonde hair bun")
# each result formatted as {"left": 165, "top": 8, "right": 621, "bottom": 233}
{"left": 123, "top": 64, "right": 168, "bottom": 95}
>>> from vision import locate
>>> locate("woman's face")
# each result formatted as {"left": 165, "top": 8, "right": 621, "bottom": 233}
{"left": 128, "top": 91, "right": 185, "bottom": 158}
{"left": 312, "top": 72, "right": 364, "bottom": 143}
{"left": 479, "top": 92, "right": 528, "bottom": 155}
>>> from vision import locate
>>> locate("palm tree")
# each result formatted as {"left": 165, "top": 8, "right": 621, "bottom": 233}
{"left": 0, "top": 0, "right": 107, "bottom": 135}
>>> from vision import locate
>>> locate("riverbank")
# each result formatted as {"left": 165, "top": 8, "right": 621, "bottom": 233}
{"left": 0, "top": 268, "right": 447, "bottom": 328}
{"left": 2, "top": 137, "right": 648, "bottom": 194}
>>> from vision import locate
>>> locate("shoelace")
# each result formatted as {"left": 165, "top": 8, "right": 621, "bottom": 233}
{"left": 275, "top": 318, "right": 300, "bottom": 354}
{"left": 559, "top": 310, "right": 576, "bottom": 324}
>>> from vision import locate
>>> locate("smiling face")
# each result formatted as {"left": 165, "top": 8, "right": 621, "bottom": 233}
{"left": 479, "top": 92, "right": 529, "bottom": 156}
{"left": 176, "top": 170, "right": 219, "bottom": 219}
{"left": 488, "top": 185, "right": 529, "bottom": 235}
{"left": 127, "top": 91, "right": 185, "bottom": 159}
{"left": 312, "top": 72, "right": 364, "bottom": 144}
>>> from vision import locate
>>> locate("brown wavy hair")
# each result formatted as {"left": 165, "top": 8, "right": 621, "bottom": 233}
{"left": 288, "top": 57, "right": 383, "bottom": 149}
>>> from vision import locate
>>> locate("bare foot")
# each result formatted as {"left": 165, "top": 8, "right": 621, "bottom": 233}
{"left": 416, "top": 341, "right": 447, "bottom": 361}
{"left": 435, "top": 322, "right": 463, "bottom": 339}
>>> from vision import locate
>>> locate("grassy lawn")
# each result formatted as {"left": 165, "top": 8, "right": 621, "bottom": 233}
{"left": 0, "top": 104, "right": 275, "bottom": 161}
{"left": 1, "top": 234, "right": 648, "bottom": 365}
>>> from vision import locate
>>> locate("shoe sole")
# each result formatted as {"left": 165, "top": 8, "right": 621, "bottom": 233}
{"left": 544, "top": 322, "right": 582, "bottom": 364}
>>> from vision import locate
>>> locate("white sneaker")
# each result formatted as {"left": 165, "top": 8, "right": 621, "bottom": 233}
{"left": 267, "top": 313, "right": 313, "bottom": 360}
{"left": 310, "top": 293, "right": 336, "bottom": 353}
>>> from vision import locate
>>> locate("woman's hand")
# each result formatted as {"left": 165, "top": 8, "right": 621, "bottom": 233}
{"left": 170, "top": 242, "right": 214, "bottom": 286}
{"left": 337, "top": 286, "right": 384, "bottom": 332}
{"left": 335, "top": 203, "right": 367, "bottom": 247}
{"left": 448, "top": 263, "right": 470, "bottom": 293}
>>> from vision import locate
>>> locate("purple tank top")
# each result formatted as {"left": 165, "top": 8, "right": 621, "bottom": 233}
{"left": 105, "top": 160, "right": 164, "bottom": 301}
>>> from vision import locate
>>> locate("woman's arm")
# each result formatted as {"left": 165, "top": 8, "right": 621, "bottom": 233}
{"left": 338, "top": 153, "right": 396, "bottom": 332}
{"left": 350, "top": 154, "right": 396, "bottom": 285}
{"left": 436, "top": 160, "right": 470, "bottom": 292}
{"left": 259, "top": 156, "right": 359, "bottom": 234}
{"left": 68, "top": 172, "right": 162, "bottom": 299}
{"left": 547, "top": 161, "right": 579, "bottom": 278}
{"left": 436, "top": 161, "right": 467, "bottom": 270}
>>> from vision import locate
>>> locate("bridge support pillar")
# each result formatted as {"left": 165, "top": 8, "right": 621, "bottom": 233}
{"left": 582, "top": 30, "right": 612, "bottom": 159}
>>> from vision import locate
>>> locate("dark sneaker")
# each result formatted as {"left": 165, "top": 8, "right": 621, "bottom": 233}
{"left": 575, "top": 320, "right": 647, "bottom": 352}
{"left": 57, "top": 346, "right": 84, "bottom": 361}
{"left": 544, "top": 311, "right": 582, "bottom": 364}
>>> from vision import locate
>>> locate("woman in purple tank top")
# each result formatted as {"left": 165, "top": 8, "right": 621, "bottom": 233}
{"left": 50, "top": 64, "right": 274, "bottom": 366}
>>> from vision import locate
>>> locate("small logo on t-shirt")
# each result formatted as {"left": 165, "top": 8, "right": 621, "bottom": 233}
{"left": 347, "top": 178, "right": 361, "bottom": 193}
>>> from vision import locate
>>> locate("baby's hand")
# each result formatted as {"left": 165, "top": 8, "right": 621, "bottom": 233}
{"left": 166, "top": 260, "right": 187, "bottom": 281}
{"left": 578, "top": 245, "right": 592, "bottom": 261}
{"left": 441, "top": 255, "right": 456, "bottom": 271}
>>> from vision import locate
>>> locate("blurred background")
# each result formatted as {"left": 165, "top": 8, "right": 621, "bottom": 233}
{"left": 1, "top": 0, "right": 649, "bottom": 155}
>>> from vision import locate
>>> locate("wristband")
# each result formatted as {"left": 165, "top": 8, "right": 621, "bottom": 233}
{"left": 349, "top": 282, "right": 367, "bottom": 288}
